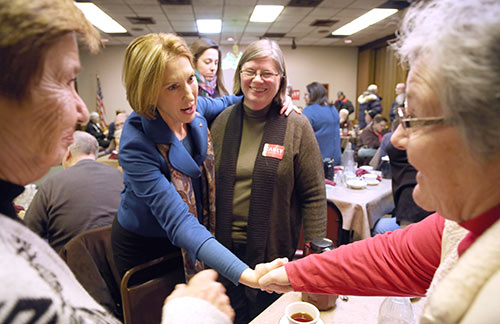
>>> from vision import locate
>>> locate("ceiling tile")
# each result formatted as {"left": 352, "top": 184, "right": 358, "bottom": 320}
{"left": 257, "top": 0, "right": 288, "bottom": 5}
{"left": 334, "top": 8, "right": 367, "bottom": 18}
{"left": 223, "top": 5, "right": 254, "bottom": 19}
{"left": 170, "top": 20, "right": 198, "bottom": 30}
{"left": 193, "top": 6, "right": 223, "bottom": 18}
{"left": 244, "top": 24, "right": 270, "bottom": 33}
{"left": 97, "top": 3, "right": 135, "bottom": 15}
{"left": 162, "top": 5, "right": 195, "bottom": 18}
{"left": 191, "top": 0, "right": 224, "bottom": 5}
{"left": 147, "top": 24, "right": 175, "bottom": 33}
{"left": 124, "top": 0, "right": 158, "bottom": 4}
{"left": 267, "top": 26, "right": 293, "bottom": 34}
{"left": 317, "top": 0, "right": 352, "bottom": 8}
{"left": 130, "top": 4, "right": 164, "bottom": 15}
{"left": 226, "top": 0, "right": 256, "bottom": 5}
{"left": 350, "top": 0, "right": 386, "bottom": 9}
{"left": 94, "top": 0, "right": 126, "bottom": 5}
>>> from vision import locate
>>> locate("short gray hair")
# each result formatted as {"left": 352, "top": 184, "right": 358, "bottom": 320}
{"left": 70, "top": 131, "right": 98, "bottom": 158}
{"left": 391, "top": 0, "right": 500, "bottom": 160}
{"left": 233, "top": 39, "right": 287, "bottom": 106}
{"left": 367, "top": 84, "right": 377, "bottom": 93}
{"left": 89, "top": 111, "right": 99, "bottom": 122}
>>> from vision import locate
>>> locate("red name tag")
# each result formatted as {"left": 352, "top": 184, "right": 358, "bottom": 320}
{"left": 262, "top": 144, "right": 285, "bottom": 160}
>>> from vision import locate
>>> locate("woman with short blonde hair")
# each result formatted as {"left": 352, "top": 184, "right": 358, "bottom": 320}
{"left": 113, "top": 33, "right": 289, "bottom": 293}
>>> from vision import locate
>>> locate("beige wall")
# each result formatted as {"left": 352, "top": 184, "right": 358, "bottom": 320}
{"left": 78, "top": 44, "right": 359, "bottom": 124}
{"left": 78, "top": 46, "right": 131, "bottom": 124}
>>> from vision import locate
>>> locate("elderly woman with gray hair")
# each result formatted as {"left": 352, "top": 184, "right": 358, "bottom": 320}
{"left": 0, "top": 1, "right": 247, "bottom": 323}
{"left": 259, "top": 0, "right": 500, "bottom": 322}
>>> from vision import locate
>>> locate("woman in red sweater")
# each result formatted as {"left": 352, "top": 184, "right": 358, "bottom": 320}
{"left": 259, "top": 0, "right": 500, "bottom": 322}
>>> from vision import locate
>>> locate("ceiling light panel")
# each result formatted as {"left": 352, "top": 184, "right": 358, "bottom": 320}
{"left": 75, "top": 2, "right": 127, "bottom": 33}
{"left": 196, "top": 19, "right": 222, "bottom": 33}
{"left": 332, "top": 8, "right": 397, "bottom": 36}
{"left": 250, "top": 5, "right": 284, "bottom": 23}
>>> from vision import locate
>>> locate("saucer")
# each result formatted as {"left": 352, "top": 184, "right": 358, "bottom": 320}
{"left": 346, "top": 179, "right": 366, "bottom": 189}
{"left": 279, "top": 314, "right": 325, "bottom": 324}
{"left": 366, "top": 180, "right": 380, "bottom": 186}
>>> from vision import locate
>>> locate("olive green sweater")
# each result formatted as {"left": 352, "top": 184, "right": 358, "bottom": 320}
{"left": 211, "top": 103, "right": 327, "bottom": 266}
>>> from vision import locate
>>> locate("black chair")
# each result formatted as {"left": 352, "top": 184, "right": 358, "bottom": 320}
{"left": 326, "top": 200, "right": 352, "bottom": 247}
{"left": 121, "top": 250, "right": 185, "bottom": 324}
{"left": 295, "top": 201, "right": 352, "bottom": 259}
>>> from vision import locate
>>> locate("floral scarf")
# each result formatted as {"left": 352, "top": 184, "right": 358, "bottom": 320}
{"left": 156, "top": 132, "right": 216, "bottom": 281}
{"left": 195, "top": 70, "right": 217, "bottom": 98}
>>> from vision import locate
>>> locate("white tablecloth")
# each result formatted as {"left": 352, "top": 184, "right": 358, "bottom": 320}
{"left": 326, "top": 178, "right": 394, "bottom": 239}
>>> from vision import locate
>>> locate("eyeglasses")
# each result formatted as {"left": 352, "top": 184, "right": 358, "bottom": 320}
{"left": 397, "top": 106, "right": 448, "bottom": 130}
{"left": 240, "top": 69, "right": 280, "bottom": 81}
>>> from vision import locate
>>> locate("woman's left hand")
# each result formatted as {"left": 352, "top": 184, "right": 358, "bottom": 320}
{"left": 280, "top": 95, "right": 301, "bottom": 116}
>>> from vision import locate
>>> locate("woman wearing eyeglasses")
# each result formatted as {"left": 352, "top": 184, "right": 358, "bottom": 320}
{"left": 211, "top": 39, "right": 327, "bottom": 323}
{"left": 259, "top": 0, "right": 500, "bottom": 322}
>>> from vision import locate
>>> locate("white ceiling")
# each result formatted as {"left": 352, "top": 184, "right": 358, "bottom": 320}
{"left": 91, "top": 0, "right": 408, "bottom": 47}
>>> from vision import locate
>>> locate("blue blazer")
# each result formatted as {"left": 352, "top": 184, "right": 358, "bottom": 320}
{"left": 117, "top": 95, "right": 240, "bottom": 258}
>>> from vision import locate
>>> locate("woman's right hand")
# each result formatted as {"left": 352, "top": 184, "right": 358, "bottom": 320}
{"left": 258, "top": 266, "right": 294, "bottom": 294}
{"left": 238, "top": 257, "right": 289, "bottom": 289}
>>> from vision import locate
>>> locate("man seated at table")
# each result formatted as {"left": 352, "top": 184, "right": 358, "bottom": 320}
{"left": 355, "top": 114, "right": 387, "bottom": 165}
{"left": 24, "top": 131, "right": 124, "bottom": 252}
{"left": 105, "top": 112, "right": 128, "bottom": 154}
{"left": 106, "top": 109, "right": 125, "bottom": 142}
{"left": 86, "top": 111, "right": 110, "bottom": 149}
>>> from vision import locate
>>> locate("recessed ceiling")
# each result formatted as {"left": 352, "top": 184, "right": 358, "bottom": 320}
{"left": 92, "top": 0, "right": 409, "bottom": 47}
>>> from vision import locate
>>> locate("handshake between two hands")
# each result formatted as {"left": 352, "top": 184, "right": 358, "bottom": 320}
{"left": 164, "top": 257, "right": 294, "bottom": 322}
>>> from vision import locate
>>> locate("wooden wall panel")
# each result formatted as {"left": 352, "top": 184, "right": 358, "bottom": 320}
{"left": 356, "top": 37, "right": 408, "bottom": 124}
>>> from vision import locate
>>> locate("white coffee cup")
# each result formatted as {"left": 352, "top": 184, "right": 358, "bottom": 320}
{"left": 363, "top": 173, "right": 378, "bottom": 182}
{"left": 285, "top": 301, "right": 320, "bottom": 324}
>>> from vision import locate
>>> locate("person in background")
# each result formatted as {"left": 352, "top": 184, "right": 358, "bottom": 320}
{"left": 107, "top": 109, "right": 126, "bottom": 143}
{"left": 303, "top": 82, "right": 341, "bottom": 165}
{"left": 389, "top": 83, "right": 406, "bottom": 123}
{"left": 211, "top": 39, "right": 327, "bottom": 323}
{"left": 339, "top": 108, "right": 351, "bottom": 130}
{"left": 190, "top": 38, "right": 228, "bottom": 98}
{"left": 106, "top": 112, "right": 128, "bottom": 153}
{"left": 24, "top": 131, "right": 123, "bottom": 252}
{"left": 0, "top": 1, "right": 240, "bottom": 323}
{"left": 86, "top": 111, "right": 110, "bottom": 149}
{"left": 259, "top": 0, "right": 500, "bottom": 322}
{"left": 334, "top": 91, "right": 354, "bottom": 116}
{"left": 112, "top": 33, "right": 292, "bottom": 291}
{"left": 357, "top": 84, "right": 382, "bottom": 129}
{"left": 356, "top": 114, "right": 387, "bottom": 165}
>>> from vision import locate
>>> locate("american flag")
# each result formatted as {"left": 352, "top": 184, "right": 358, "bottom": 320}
{"left": 96, "top": 75, "right": 108, "bottom": 128}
